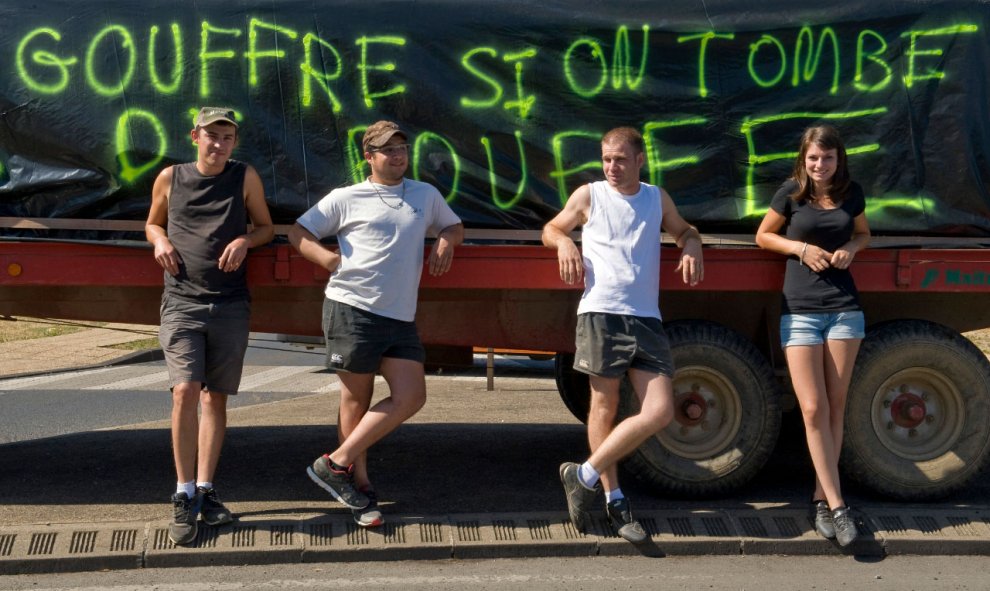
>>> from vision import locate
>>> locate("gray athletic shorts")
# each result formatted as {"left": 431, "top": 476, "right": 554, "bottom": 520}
{"left": 158, "top": 294, "right": 251, "bottom": 395}
{"left": 573, "top": 312, "right": 674, "bottom": 378}
{"left": 323, "top": 298, "right": 426, "bottom": 373}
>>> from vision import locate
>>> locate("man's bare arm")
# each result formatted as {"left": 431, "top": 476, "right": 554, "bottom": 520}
{"left": 288, "top": 223, "right": 341, "bottom": 273}
{"left": 660, "top": 190, "right": 704, "bottom": 286}
{"left": 219, "top": 166, "right": 275, "bottom": 272}
{"left": 145, "top": 166, "right": 181, "bottom": 276}
{"left": 542, "top": 184, "right": 590, "bottom": 285}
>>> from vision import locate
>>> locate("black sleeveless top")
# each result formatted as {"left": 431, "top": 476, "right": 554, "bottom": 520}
{"left": 164, "top": 160, "right": 249, "bottom": 301}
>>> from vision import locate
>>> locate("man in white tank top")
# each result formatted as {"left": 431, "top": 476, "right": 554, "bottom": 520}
{"left": 542, "top": 127, "right": 704, "bottom": 543}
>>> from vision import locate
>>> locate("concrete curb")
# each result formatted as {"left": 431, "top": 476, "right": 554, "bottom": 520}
{"left": 3, "top": 505, "right": 989, "bottom": 574}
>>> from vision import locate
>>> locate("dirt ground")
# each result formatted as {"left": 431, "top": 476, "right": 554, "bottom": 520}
{"left": 966, "top": 327, "right": 990, "bottom": 354}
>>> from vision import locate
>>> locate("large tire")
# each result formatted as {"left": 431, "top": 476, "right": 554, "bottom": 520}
{"left": 843, "top": 320, "right": 990, "bottom": 500}
{"left": 555, "top": 352, "right": 589, "bottom": 422}
{"left": 554, "top": 320, "right": 783, "bottom": 497}
{"left": 623, "top": 321, "right": 782, "bottom": 497}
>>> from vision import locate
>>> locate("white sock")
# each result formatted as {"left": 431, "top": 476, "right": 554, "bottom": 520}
{"left": 578, "top": 462, "right": 600, "bottom": 489}
{"left": 176, "top": 481, "right": 195, "bottom": 498}
{"left": 605, "top": 488, "right": 625, "bottom": 503}
{"left": 196, "top": 481, "right": 213, "bottom": 492}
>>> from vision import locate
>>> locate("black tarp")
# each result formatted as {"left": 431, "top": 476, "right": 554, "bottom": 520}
{"left": 1, "top": 0, "right": 989, "bottom": 237}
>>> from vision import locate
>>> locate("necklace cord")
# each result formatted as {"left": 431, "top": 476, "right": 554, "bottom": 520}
{"left": 370, "top": 179, "right": 405, "bottom": 210}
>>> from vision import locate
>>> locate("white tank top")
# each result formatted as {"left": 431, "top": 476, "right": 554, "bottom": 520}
{"left": 576, "top": 181, "right": 663, "bottom": 319}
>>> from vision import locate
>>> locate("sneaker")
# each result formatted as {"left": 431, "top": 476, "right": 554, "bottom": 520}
{"left": 307, "top": 455, "right": 370, "bottom": 510}
{"left": 812, "top": 500, "right": 835, "bottom": 539}
{"left": 168, "top": 492, "right": 199, "bottom": 546}
{"left": 198, "top": 486, "right": 234, "bottom": 526}
{"left": 832, "top": 506, "right": 859, "bottom": 547}
{"left": 352, "top": 489, "right": 384, "bottom": 528}
{"left": 606, "top": 497, "right": 648, "bottom": 543}
{"left": 559, "top": 462, "right": 600, "bottom": 533}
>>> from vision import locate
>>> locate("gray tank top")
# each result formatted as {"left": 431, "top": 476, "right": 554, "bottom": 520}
{"left": 164, "top": 160, "right": 249, "bottom": 301}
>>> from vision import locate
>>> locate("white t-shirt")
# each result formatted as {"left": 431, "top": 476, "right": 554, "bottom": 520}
{"left": 296, "top": 178, "right": 461, "bottom": 321}
{"left": 576, "top": 181, "right": 663, "bottom": 319}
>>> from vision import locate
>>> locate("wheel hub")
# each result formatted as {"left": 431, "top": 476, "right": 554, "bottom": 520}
{"left": 658, "top": 369, "right": 742, "bottom": 460}
{"left": 889, "top": 392, "right": 927, "bottom": 429}
{"left": 675, "top": 391, "right": 707, "bottom": 426}
{"left": 871, "top": 369, "right": 964, "bottom": 460}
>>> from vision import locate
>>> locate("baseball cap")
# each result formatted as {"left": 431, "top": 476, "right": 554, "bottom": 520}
{"left": 362, "top": 120, "right": 407, "bottom": 152}
{"left": 196, "top": 107, "right": 238, "bottom": 128}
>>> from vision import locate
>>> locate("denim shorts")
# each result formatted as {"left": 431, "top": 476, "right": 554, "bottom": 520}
{"left": 780, "top": 311, "right": 865, "bottom": 347}
{"left": 322, "top": 298, "right": 426, "bottom": 373}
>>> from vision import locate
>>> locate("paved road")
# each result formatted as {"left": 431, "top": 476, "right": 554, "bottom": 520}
{"left": 0, "top": 341, "right": 592, "bottom": 525}
{"left": 2, "top": 337, "right": 987, "bottom": 514}
{"left": 4, "top": 555, "right": 990, "bottom": 590}
{"left": 0, "top": 338, "right": 337, "bottom": 443}
{"left": 2, "top": 339, "right": 990, "bottom": 574}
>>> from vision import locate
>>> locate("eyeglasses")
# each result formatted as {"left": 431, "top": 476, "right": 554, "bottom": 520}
{"left": 371, "top": 144, "right": 410, "bottom": 157}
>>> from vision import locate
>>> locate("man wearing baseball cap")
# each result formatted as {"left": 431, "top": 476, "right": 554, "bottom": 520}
{"left": 289, "top": 120, "right": 463, "bottom": 528}
{"left": 146, "top": 107, "right": 274, "bottom": 545}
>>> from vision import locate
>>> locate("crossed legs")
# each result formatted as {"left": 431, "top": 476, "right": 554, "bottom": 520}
{"left": 329, "top": 357, "right": 427, "bottom": 483}
{"left": 586, "top": 368, "right": 675, "bottom": 492}
{"left": 785, "top": 338, "right": 861, "bottom": 510}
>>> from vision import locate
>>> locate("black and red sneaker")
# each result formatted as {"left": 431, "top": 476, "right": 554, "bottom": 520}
{"left": 306, "top": 455, "right": 370, "bottom": 510}
{"left": 352, "top": 488, "right": 384, "bottom": 528}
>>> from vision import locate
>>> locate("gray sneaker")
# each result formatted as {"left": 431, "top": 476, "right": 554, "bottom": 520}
{"left": 832, "top": 506, "right": 859, "bottom": 547}
{"left": 559, "top": 462, "right": 600, "bottom": 533}
{"left": 812, "top": 500, "right": 835, "bottom": 539}
{"left": 352, "top": 489, "right": 384, "bottom": 528}
{"left": 307, "top": 455, "right": 370, "bottom": 510}
{"left": 168, "top": 492, "right": 199, "bottom": 546}
{"left": 606, "top": 497, "right": 648, "bottom": 543}
{"left": 198, "top": 486, "right": 234, "bottom": 526}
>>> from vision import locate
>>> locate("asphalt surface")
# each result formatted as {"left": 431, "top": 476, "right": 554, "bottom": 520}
{"left": 1, "top": 326, "right": 990, "bottom": 575}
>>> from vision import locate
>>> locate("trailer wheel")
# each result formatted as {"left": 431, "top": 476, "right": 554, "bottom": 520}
{"left": 843, "top": 320, "right": 990, "bottom": 500}
{"left": 554, "top": 320, "right": 782, "bottom": 497}
{"left": 554, "top": 352, "right": 590, "bottom": 422}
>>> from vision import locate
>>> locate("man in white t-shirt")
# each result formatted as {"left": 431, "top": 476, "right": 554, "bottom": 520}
{"left": 289, "top": 120, "right": 463, "bottom": 528}
{"left": 542, "top": 127, "right": 704, "bottom": 543}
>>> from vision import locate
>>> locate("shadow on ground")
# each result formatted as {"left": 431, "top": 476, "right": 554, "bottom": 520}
{"left": 0, "top": 420, "right": 813, "bottom": 512}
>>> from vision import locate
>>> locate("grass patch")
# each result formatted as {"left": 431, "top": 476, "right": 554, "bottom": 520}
{"left": 0, "top": 317, "right": 104, "bottom": 343}
{"left": 104, "top": 337, "right": 161, "bottom": 351}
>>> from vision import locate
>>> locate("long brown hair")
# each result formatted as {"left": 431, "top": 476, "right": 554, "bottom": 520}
{"left": 788, "top": 125, "right": 851, "bottom": 203}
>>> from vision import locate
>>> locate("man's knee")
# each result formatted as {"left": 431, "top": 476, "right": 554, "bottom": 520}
{"left": 401, "top": 389, "right": 427, "bottom": 415}
{"left": 200, "top": 388, "right": 228, "bottom": 412}
{"left": 644, "top": 403, "right": 675, "bottom": 429}
{"left": 172, "top": 383, "right": 202, "bottom": 407}
{"left": 637, "top": 389, "right": 675, "bottom": 429}
{"left": 588, "top": 398, "right": 619, "bottom": 426}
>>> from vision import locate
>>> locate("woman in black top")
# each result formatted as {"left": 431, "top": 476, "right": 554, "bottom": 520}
{"left": 756, "top": 126, "right": 871, "bottom": 547}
